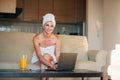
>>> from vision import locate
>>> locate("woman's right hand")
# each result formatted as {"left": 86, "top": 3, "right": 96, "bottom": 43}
{"left": 51, "top": 64, "right": 56, "bottom": 69}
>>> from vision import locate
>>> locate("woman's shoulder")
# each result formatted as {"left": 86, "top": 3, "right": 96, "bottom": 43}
{"left": 33, "top": 33, "right": 43, "bottom": 40}
{"left": 52, "top": 34, "right": 60, "bottom": 42}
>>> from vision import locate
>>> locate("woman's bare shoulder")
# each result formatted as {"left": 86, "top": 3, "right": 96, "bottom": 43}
{"left": 33, "top": 33, "right": 43, "bottom": 41}
{"left": 53, "top": 34, "right": 60, "bottom": 41}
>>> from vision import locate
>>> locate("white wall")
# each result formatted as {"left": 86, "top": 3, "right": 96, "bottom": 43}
{"left": 103, "top": 0, "right": 120, "bottom": 64}
{"left": 104, "top": 0, "right": 120, "bottom": 53}
{"left": 87, "top": 0, "right": 120, "bottom": 64}
{"left": 86, "top": 0, "right": 103, "bottom": 50}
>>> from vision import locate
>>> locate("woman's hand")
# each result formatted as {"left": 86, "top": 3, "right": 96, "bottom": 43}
{"left": 48, "top": 63, "right": 56, "bottom": 69}
{"left": 54, "top": 63, "right": 58, "bottom": 68}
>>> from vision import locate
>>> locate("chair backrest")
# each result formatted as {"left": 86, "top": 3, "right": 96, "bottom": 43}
{"left": 0, "top": 31, "right": 36, "bottom": 63}
{"left": 59, "top": 35, "right": 88, "bottom": 61}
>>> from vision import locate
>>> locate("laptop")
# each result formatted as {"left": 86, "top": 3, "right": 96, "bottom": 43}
{"left": 46, "top": 53, "right": 77, "bottom": 71}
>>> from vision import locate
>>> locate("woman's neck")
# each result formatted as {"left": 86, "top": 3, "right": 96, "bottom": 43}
{"left": 43, "top": 32, "right": 52, "bottom": 38}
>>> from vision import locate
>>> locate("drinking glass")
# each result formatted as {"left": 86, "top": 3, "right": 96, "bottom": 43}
{"left": 20, "top": 54, "right": 27, "bottom": 70}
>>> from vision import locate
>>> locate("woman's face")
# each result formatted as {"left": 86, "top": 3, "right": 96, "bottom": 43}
{"left": 43, "top": 21, "right": 55, "bottom": 34}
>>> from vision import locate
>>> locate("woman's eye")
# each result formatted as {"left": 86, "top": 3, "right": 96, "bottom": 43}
{"left": 51, "top": 25, "right": 54, "bottom": 28}
{"left": 46, "top": 24, "right": 49, "bottom": 26}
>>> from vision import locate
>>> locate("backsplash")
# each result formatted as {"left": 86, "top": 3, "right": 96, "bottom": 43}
{"left": 0, "top": 21, "right": 86, "bottom": 35}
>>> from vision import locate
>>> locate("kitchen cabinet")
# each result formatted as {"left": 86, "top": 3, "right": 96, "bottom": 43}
{"left": 39, "top": 0, "right": 77, "bottom": 23}
{"left": 16, "top": 0, "right": 39, "bottom": 22}
{"left": 16, "top": 0, "right": 86, "bottom": 23}
{"left": 23, "top": 0, "right": 39, "bottom": 22}
{"left": 16, "top": 0, "right": 24, "bottom": 21}
{"left": 38, "top": 0, "right": 53, "bottom": 21}
{"left": 53, "top": 0, "right": 86, "bottom": 23}
{"left": 54, "top": 0, "right": 76, "bottom": 23}
{"left": 76, "top": 0, "right": 86, "bottom": 22}
{"left": 0, "top": 0, "right": 16, "bottom": 13}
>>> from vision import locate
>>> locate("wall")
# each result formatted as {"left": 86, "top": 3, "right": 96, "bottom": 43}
{"left": 104, "top": 0, "right": 120, "bottom": 53}
{"left": 86, "top": 0, "right": 103, "bottom": 50}
{"left": 104, "top": 0, "right": 120, "bottom": 64}
{"left": 87, "top": 0, "right": 120, "bottom": 64}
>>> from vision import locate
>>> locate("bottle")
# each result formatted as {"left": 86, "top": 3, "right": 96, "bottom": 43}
{"left": 61, "top": 26, "right": 67, "bottom": 34}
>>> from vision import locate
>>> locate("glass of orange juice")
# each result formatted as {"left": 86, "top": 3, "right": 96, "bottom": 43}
{"left": 20, "top": 54, "right": 27, "bottom": 70}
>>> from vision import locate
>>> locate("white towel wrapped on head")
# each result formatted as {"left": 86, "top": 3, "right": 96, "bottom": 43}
{"left": 42, "top": 13, "right": 56, "bottom": 27}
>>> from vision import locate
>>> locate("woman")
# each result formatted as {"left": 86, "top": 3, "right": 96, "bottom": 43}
{"left": 31, "top": 13, "right": 60, "bottom": 80}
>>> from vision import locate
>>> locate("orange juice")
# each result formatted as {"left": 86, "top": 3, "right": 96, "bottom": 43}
{"left": 20, "top": 57, "right": 27, "bottom": 70}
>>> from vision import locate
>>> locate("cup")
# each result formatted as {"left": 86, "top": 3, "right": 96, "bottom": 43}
{"left": 20, "top": 54, "right": 27, "bottom": 70}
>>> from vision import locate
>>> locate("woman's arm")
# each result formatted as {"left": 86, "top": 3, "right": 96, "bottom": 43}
{"left": 55, "top": 35, "right": 61, "bottom": 63}
{"left": 33, "top": 35, "right": 55, "bottom": 69}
